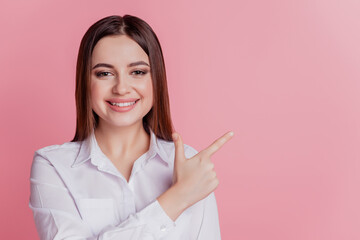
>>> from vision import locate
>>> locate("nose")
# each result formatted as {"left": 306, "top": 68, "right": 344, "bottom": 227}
{"left": 112, "top": 75, "right": 130, "bottom": 95}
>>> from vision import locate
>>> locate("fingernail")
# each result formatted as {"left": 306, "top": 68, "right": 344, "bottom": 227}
{"left": 229, "top": 131, "right": 234, "bottom": 136}
{"left": 172, "top": 133, "right": 178, "bottom": 141}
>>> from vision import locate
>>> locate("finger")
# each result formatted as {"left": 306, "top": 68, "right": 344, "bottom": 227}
{"left": 172, "top": 132, "right": 186, "bottom": 162}
{"left": 201, "top": 131, "right": 234, "bottom": 157}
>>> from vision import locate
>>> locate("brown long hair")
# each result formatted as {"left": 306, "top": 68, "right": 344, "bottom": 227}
{"left": 71, "top": 15, "right": 174, "bottom": 142}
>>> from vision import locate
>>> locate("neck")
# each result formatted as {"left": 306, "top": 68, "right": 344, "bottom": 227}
{"left": 94, "top": 120, "right": 150, "bottom": 161}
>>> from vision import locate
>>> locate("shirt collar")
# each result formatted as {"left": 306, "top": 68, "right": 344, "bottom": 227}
{"left": 71, "top": 128, "right": 170, "bottom": 168}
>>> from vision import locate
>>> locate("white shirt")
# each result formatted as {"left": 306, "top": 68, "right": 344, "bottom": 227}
{"left": 29, "top": 129, "right": 221, "bottom": 240}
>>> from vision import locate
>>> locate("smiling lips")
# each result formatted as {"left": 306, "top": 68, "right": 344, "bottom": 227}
{"left": 106, "top": 98, "right": 139, "bottom": 112}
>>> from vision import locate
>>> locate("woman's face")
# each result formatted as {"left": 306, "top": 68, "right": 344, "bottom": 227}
{"left": 90, "top": 35, "right": 153, "bottom": 129}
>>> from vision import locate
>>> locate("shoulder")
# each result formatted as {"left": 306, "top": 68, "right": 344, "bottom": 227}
{"left": 156, "top": 137, "right": 199, "bottom": 159}
{"left": 30, "top": 141, "right": 81, "bottom": 184}
{"left": 32, "top": 141, "right": 81, "bottom": 166}
{"left": 34, "top": 141, "right": 80, "bottom": 157}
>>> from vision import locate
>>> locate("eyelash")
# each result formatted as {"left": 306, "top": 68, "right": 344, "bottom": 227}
{"left": 132, "top": 70, "right": 148, "bottom": 75}
{"left": 95, "top": 70, "right": 148, "bottom": 77}
{"left": 96, "top": 72, "right": 112, "bottom": 77}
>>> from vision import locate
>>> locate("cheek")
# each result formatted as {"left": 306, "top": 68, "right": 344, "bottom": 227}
{"left": 90, "top": 82, "right": 103, "bottom": 106}
{"left": 145, "top": 80, "right": 154, "bottom": 106}
{"left": 136, "top": 79, "right": 154, "bottom": 105}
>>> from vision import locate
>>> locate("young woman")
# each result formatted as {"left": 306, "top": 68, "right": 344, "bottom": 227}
{"left": 29, "top": 15, "right": 233, "bottom": 239}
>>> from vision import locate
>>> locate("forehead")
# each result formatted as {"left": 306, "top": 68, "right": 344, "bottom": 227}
{"left": 91, "top": 35, "right": 149, "bottom": 65}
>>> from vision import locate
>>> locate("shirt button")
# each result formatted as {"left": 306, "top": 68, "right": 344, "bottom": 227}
{"left": 160, "top": 225, "right": 167, "bottom": 232}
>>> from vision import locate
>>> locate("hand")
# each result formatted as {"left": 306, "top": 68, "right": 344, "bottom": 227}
{"left": 171, "top": 131, "right": 234, "bottom": 209}
{"left": 157, "top": 131, "right": 234, "bottom": 221}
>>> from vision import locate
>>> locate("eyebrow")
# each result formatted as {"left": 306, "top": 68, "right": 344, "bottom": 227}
{"left": 92, "top": 61, "right": 150, "bottom": 69}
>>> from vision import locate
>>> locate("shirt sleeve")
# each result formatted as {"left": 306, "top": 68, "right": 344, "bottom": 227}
{"left": 29, "top": 152, "right": 176, "bottom": 240}
{"left": 184, "top": 144, "right": 222, "bottom": 240}
{"left": 196, "top": 192, "right": 221, "bottom": 239}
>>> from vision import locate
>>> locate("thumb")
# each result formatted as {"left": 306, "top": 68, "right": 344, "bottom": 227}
{"left": 172, "top": 132, "right": 186, "bottom": 162}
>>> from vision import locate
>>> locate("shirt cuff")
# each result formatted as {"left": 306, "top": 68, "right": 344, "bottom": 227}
{"left": 139, "top": 199, "right": 176, "bottom": 237}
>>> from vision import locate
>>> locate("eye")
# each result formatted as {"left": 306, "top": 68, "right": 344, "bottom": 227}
{"left": 131, "top": 70, "right": 148, "bottom": 75}
{"left": 95, "top": 71, "right": 113, "bottom": 77}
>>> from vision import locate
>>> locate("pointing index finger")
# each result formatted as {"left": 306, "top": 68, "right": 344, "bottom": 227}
{"left": 201, "top": 131, "right": 234, "bottom": 157}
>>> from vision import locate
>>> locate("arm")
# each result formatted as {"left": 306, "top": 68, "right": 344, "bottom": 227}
{"left": 29, "top": 153, "right": 175, "bottom": 240}
{"left": 196, "top": 192, "right": 221, "bottom": 239}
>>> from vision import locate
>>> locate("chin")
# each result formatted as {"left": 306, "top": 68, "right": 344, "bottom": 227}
{"left": 108, "top": 119, "right": 143, "bottom": 128}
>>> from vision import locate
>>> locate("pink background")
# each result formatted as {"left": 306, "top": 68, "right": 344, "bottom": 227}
{"left": 1, "top": 0, "right": 359, "bottom": 239}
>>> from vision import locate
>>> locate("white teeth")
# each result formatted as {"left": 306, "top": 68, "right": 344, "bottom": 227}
{"left": 110, "top": 101, "right": 136, "bottom": 107}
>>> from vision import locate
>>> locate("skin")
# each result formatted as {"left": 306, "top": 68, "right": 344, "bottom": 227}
{"left": 90, "top": 35, "right": 153, "bottom": 181}
{"left": 158, "top": 131, "right": 234, "bottom": 221}
{"left": 90, "top": 34, "right": 234, "bottom": 221}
